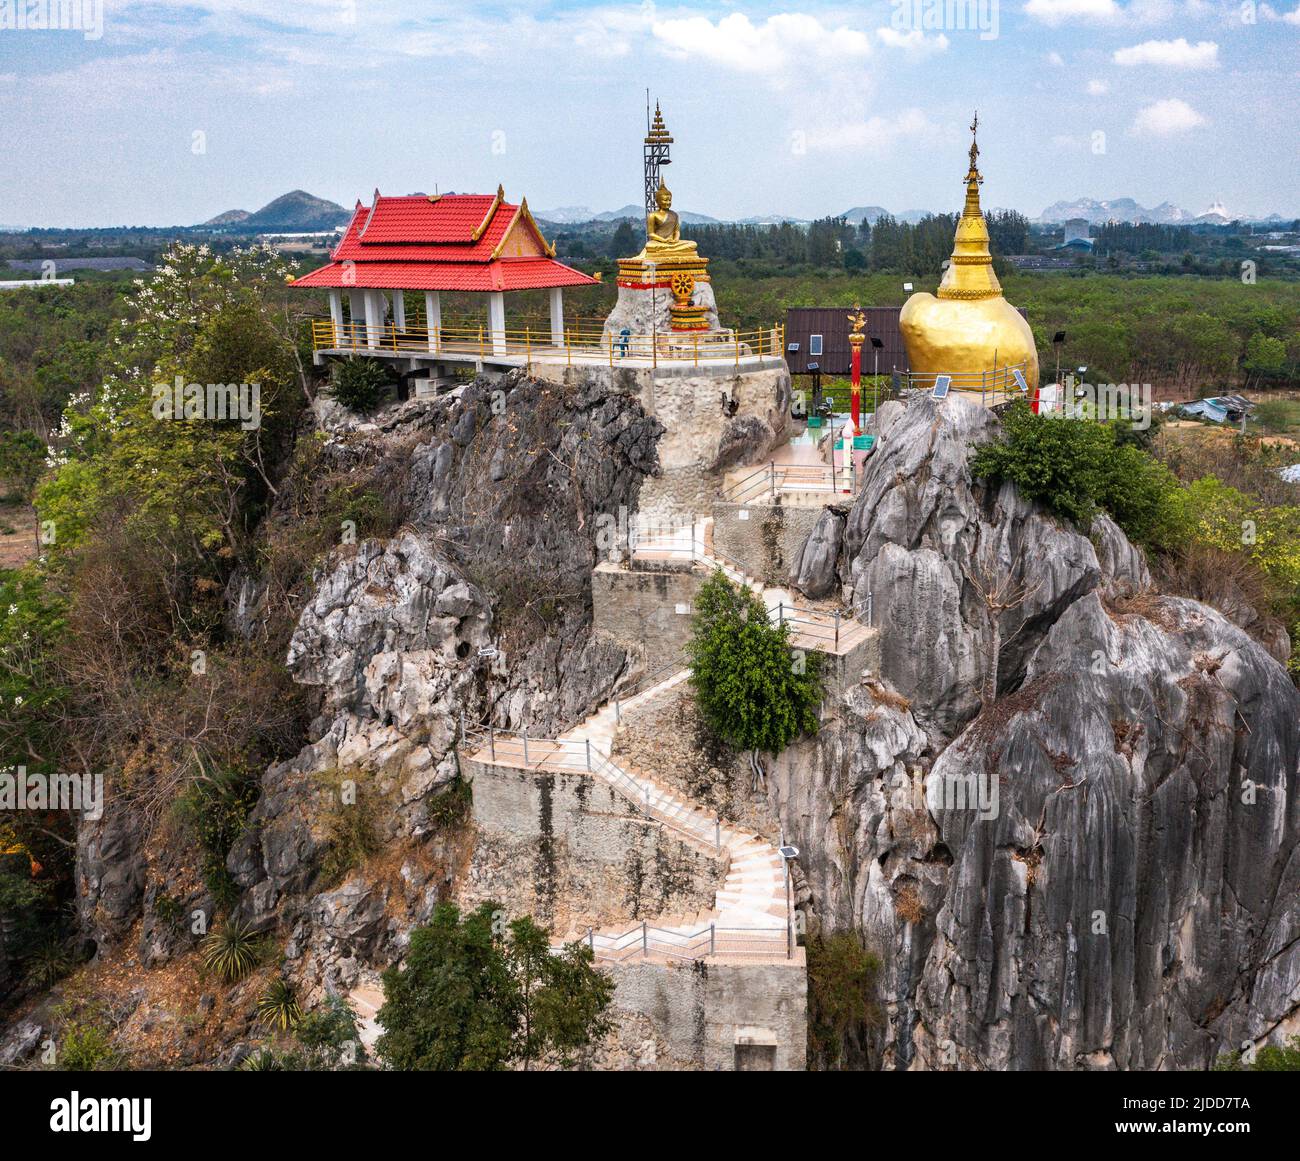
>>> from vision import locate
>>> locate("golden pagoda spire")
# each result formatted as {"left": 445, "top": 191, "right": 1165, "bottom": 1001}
{"left": 645, "top": 100, "right": 673, "bottom": 145}
{"left": 937, "top": 110, "right": 1001, "bottom": 301}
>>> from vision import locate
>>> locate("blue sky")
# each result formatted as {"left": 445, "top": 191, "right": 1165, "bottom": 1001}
{"left": 0, "top": 0, "right": 1296, "bottom": 226}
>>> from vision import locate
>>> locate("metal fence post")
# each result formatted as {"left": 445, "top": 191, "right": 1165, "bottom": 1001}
{"left": 588, "top": 927, "right": 594, "bottom": 951}
{"left": 715, "top": 816, "right": 721, "bottom": 851}
{"left": 710, "top": 924, "right": 716, "bottom": 957}
{"left": 615, "top": 698, "right": 621, "bottom": 723}
{"left": 585, "top": 738, "right": 592, "bottom": 771}
{"left": 522, "top": 727, "right": 529, "bottom": 767}
{"left": 642, "top": 921, "right": 648, "bottom": 957}
{"left": 834, "top": 609, "right": 840, "bottom": 651}
{"left": 489, "top": 722, "right": 495, "bottom": 761}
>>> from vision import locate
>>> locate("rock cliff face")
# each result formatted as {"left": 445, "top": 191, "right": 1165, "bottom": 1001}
{"left": 773, "top": 392, "right": 1299, "bottom": 1070}
{"left": 64, "top": 372, "right": 664, "bottom": 1011}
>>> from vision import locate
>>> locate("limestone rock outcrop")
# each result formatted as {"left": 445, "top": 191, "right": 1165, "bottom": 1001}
{"left": 771, "top": 391, "right": 1300, "bottom": 1069}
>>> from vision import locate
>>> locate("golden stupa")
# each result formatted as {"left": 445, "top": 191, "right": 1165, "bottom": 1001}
{"left": 899, "top": 115, "right": 1039, "bottom": 395}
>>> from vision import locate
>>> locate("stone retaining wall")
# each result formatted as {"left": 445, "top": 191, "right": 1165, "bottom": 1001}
{"left": 712, "top": 499, "right": 823, "bottom": 587}
{"left": 592, "top": 561, "right": 702, "bottom": 672}
{"left": 609, "top": 958, "right": 807, "bottom": 1071}
{"left": 464, "top": 756, "right": 719, "bottom": 935}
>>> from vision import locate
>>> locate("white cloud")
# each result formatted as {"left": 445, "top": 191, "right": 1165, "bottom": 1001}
{"left": 805, "top": 108, "right": 944, "bottom": 153}
{"left": 1087, "top": 79, "right": 1109, "bottom": 94}
{"left": 651, "top": 12, "right": 872, "bottom": 73}
{"left": 1047, "top": 51, "right": 1066, "bottom": 66}
{"left": 1130, "top": 97, "right": 1207, "bottom": 135}
{"left": 1023, "top": 0, "right": 1121, "bottom": 23}
{"left": 1113, "top": 38, "right": 1219, "bottom": 68}
{"left": 876, "top": 28, "right": 950, "bottom": 55}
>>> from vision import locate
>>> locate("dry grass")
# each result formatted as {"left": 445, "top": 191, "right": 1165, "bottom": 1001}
{"left": 1102, "top": 584, "right": 1181, "bottom": 632}
{"left": 863, "top": 677, "right": 911, "bottom": 713}
{"left": 894, "top": 882, "right": 924, "bottom": 925}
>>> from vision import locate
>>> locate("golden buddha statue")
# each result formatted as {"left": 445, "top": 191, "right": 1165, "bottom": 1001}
{"left": 641, "top": 181, "right": 698, "bottom": 258}
{"left": 899, "top": 114, "right": 1039, "bottom": 395}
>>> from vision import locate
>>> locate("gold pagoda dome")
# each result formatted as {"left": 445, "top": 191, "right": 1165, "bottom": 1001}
{"left": 899, "top": 114, "right": 1039, "bottom": 396}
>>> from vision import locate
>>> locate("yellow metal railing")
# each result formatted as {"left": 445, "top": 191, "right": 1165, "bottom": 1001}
{"left": 896, "top": 362, "right": 1032, "bottom": 408}
{"left": 310, "top": 319, "right": 786, "bottom": 368}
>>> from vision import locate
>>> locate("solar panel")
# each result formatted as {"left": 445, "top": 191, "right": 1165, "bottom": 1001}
{"left": 1011, "top": 368, "right": 1029, "bottom": 393}
{"left": 932, "top": 376, "right": 951, "bottom": 399}
{"left": 786, "top": 342, "right": 800, "bottom": 352}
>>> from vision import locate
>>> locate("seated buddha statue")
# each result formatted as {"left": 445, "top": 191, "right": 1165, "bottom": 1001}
{"left": 641, "top": 182, "right": 698, "bottom": 258}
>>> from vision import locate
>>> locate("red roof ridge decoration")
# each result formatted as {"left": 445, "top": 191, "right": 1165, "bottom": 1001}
{"left": 292, "top": 187, "right": 595, "bottom": 294}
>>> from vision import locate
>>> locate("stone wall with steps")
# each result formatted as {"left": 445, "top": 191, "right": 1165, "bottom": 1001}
{"left": 464, "top": 756, "right": 721, "bottom": 937}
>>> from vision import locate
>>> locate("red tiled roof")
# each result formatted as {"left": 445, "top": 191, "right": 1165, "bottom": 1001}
{"left": 294, "top": 191, "right": 597, "bottom": 292}
{"left": 292, "top": 257, "right": 597, "bottom": 292}
{"left": 359, "top": 194, "right": 499, "bottom": 244}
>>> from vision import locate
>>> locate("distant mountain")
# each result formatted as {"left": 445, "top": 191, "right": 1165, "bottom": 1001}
{"left": 841, "top": 206, "right": 891, "bottom": 225}
{"left": 199, "top": 190, "right": 349, "bottom": 232}
{"left": 1038, "top": 197, "right": 1194, "bottom": 225}
{"left": 202, "top": 208, "right": 251, "bottom": 227}
{"left": 587, "top": 203, "right": 720, "bottom": 225}
{"left": 735, "top": 213, "right": 809, "bottom": 226}
{"left": 534, "top": 206, "right": 599, "bottom": 224}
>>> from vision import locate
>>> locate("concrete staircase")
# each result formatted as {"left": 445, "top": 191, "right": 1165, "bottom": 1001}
{"left": 552, "top": 666, "right": 792, "bottom": 963}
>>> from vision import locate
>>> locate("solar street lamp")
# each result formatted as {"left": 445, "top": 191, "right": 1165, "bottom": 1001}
{"left": 1052, "top": 330, "right": 1066, "bottom": 386}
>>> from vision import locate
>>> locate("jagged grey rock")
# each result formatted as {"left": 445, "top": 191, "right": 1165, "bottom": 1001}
{"left": 766, "top": 391, "right": 1300, "bottom": 1070}
{"left": 788, "top": 507, "right": 845, "bottom": 599}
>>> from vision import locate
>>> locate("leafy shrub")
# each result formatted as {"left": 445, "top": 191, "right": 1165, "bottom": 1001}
{"left": 257, "top": 977, "right": 303, "bottom": 1032}
{"left": 201, "top": 919, "right": 261, "bottom": 983}
{"left": 59, "top": 1021, "right": 123, "bottom": 1071}
{"left": 317, "top": 769, "right": 380, "bottom": 888}
{"left": 971, "top": 401, "right": 1188, "bottom": 549}
{"left": 174, "top": 764, "right": 259, "bottom": 912}
{"left": 238, "top": 1048, "right": 283, "bottom": 1071}
{"left": 428, "top": 777, "right": 471, "bottom": 832}
{"left": 24, "top": 937, "right": 74, "bottom": 990}
{"left": 1214, "top": 1034, "right": 1300, "bottom": 1071}
{"left": 806, "top": 931, "right": 883, "bottom": 1071}
{"left": 687, "top": 570, "right": 822, "bottom": 758}
{"left": 327, "top": 357, "right": 392, "bottom": 413}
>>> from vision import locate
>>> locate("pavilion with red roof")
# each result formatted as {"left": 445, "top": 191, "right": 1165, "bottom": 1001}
{"left": 293, "top": 186, "right": 597, "bottom": 358}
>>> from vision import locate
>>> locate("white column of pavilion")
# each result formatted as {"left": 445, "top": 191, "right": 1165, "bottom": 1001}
{"left": 549, "top": 287, "right": 565, "bottom": 348}
{"left": 487, "top": 291, "right": 507, "bottom": 357}
{"left": 424, "top": 292, "right": 441, "bottom": 352}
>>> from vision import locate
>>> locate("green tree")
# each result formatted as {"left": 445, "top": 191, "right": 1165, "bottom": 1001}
{"left": 607, "top": 219, "right": 638, "bottom": 260}
{"left": 687, "top": 570, "right": 822, "bottom": 786}
{"left": 507, "top": 915, "right": 613, "bottom": 1070}
{"left": 1214, "top": 1034, "right": 1300, "bottom": 1071}
{"left": 971, "top": 401, "right": 1188, "bottom": 550}
{"left": 326, "top": 356, "right": 392, "bottom": 413}
{"left": 970, "top": 401, "right": 1114, "bottom": 526}
{"left": 0, "top": 430, "right": 46, "bottom": 504}
{"left": 375, "top": 902, "right": 612, "bottom": 1071}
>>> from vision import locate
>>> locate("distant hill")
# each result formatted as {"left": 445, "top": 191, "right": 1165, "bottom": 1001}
{"left": 200, "top": 190, "right": 349, "bottom": 232}
{"left": 1038, "top": 197, "right": 1194, "bottom": 225}
{"left": 840, "top": 206, "right": 891, "bottom": 225}
{"left": 536, "top": 203, "right": 720, "bottom": 226}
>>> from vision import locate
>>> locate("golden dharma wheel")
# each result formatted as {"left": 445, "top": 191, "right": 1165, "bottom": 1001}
{"left": 670, "top": 271, "right": 695, "bottom": 301}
